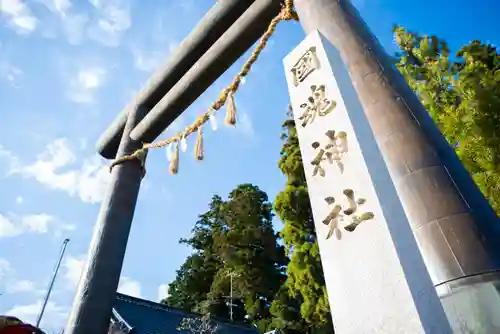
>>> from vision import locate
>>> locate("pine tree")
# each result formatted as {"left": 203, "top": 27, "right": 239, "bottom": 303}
{"left": 393, "top": 26, "right": 500, "bottom": 214}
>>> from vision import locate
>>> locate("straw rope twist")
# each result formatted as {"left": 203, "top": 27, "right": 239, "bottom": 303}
{"left": 110, "top": 0, "right": 298, "bottom": 173}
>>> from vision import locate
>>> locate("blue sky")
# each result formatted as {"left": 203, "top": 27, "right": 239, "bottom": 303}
{"left": 0, "top": 0, "right": 498, "bottom": 332}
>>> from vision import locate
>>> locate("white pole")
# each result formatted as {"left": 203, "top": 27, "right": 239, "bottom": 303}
{"left": 36, "top": 238, "right": 70, "bottom": 328}
{"left": 230, "top": 273, "right": 233, "bottom": 322}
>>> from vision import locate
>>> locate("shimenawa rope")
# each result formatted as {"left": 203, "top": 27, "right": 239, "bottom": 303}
{"left": 109, "top": 0, "right": 298, "bottom": 175}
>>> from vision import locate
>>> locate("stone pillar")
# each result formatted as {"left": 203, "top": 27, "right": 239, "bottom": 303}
{"left": 65, "top": 106, "right": 147, "bottom": 334}
{"left": 290, "top": 0, "right": 500, "bottom": 333}
{"left": 284, "top": 30, "right": 452, "bottom": 334}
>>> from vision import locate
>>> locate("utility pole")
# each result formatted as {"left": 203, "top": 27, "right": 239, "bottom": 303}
{"left": 225, "top": 271, "right": 240, "bottom": 322}
{"left": 36, "top": 238, "right": 70, "bottom": 328}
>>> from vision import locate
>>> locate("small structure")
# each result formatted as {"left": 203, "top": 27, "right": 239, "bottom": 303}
{"left": 108, "top": 293, "right": 258, "bottom": 334}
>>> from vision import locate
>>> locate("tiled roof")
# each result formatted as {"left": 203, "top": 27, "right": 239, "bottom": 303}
{"left": 112, "top": 293, "right": 259, "bottom": 334}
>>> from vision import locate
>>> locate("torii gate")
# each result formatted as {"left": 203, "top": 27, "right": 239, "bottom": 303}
{"left": 64, "top": 1, "right": 500, "bottom": 333}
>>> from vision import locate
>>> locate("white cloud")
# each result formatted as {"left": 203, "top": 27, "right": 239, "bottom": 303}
{"left": 78, "top": 68, "right": 103, "bottom": 88}
{"left": 0, "top": 0, "right": 38, "bottom": 34}
{"left": 0, "top": 214, "right": 18, "bottom": 237}
{"left": 5, "top": 301, "right": 41, "bottom": 323}
{"left": 36, "top": 0, "right": 71, "bottom": 16}
{"left": 118, "top": 277, "right": 141, "bottom": 298}
{"left": 0, "top": 58, "right": 23, "bottom": 88}
{"left": 0, "top": 213, "right": 72, "bottom": 238}
{"left": 36, "top": 0, "right": 89, "bottom": 44}
{"left": 6, "top": 300, "right": 67, "bottom": 330}
{"left": 131, "top": 41, "right": 176, "bottom": 73}
{"left": 22, "top": 213, "right": 52, "bottom": 233}
{"left": 63, "top": 254, "right": 85, "bottom": 288}
{"left": 6, "top": 279, "right": 36, "bottom": 294}
{"left": 6, "top": 65, "right": 22, "bottom": 83}
{"left": 67, "top": 67, "right": 106, "bottom": 103}
{"left": 2, "top": 0, "right": 130, "bottom": 45}
{"left": 88, "top": 0, "right": 101, "bottom": 8}
{"left": 0, "top": 258, "right": 12, "bottom": 278}
{"left": 53, "top": 0, "right": 71, "bottom": 14}
{"left": 87, "top": 0, "right": 131, "bottom": 47}
{"left": 4, "top": 138, "right": 110, "bottom": 204}
{"left": 157, "top": 283, "right": 168, "bottom": 301}
{"left": 62, "top": 13, "right": 89, "bottom": 44}
{"left": 0, "top": 261, "right": 43, "bottom": 298}
{"left": 0, "top": 263, "right": 44, "bottom": 307}
{"left": 0, "top": 144, "right": 19, "bottom": 170}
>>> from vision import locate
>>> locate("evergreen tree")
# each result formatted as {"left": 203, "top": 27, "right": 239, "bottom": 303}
{"left": 270, "top": 106, "right": 333, "bottom": 333}
{"left": 208, "top": 184, "right": 288, "bottom": 332}
{"left": 163, "top": 195, "right": 225, "bottom": 316}
{"left": 393, "top": 26, "right": 500, "bottom": 214}
{"left": 162, "top": 185, "right": 287, "bottom": 331}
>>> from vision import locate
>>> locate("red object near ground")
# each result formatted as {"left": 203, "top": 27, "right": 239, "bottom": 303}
{"left": 0, "top": 316, "right": 45, "bottom": 334}
{"left": 0, "top": 324, "right": 44, "bottom": 334}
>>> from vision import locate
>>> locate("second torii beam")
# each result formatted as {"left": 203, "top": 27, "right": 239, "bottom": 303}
{"left": 129, "top": 0, "right": 282, "bottom": 144}
{"left": 96, "top": 0, "right": 259, "bottom": 159}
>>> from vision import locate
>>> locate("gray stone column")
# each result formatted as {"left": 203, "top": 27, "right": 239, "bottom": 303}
{"left": 284, "top": 29, "right": 452, "bottom": 334}
{"left": 290, "top": 0, "right": 500, "bottom": 332}
{"left": 64, "top": 106, "right": 147, "bottom": 334}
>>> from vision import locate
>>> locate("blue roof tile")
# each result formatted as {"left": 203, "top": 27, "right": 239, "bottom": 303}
{"left": 112, "top": 293, "right": 259, "bottom": 334}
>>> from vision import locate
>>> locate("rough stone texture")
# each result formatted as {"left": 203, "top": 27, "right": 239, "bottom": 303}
{"left": 65, "top": 106, "right": 147, "bottom": 334}
{"left": 284, "top": 30, "right": 452, "bottom": 334}
{"left": 294, "top": 0, "right": 500, "bottom": 292}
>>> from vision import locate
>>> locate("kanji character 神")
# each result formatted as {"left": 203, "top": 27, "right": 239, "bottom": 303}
{"left": 310, "top": 130, "right": 348, "bottom": 177}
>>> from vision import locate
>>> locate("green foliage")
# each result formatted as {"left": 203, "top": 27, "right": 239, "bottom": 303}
{"left": 394, "top": 26, "right": 500, "bottom": 214}
{"left": 162, "top": 184, "right": 288, "bottom": 331}
{"left": 163, "top": 195, "right": 224, "bottom": 315}
{"left": 208, "top": 184, "right": 288, "bottom": 330}
{"left": 270, "top": 106, "right": 333, "bottom": 333}
{"left": 164, "top": 25, "right": 500, "bottom": 334}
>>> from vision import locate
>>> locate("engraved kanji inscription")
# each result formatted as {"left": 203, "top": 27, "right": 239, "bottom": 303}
{"left": 322, "top": 189, "right": 375, "bottom": 240}
{"left": 299, "top": 85, "right": 336, "bottom": 127}
{"left": 322, "top": 196, "right": 343, "bottom": 240}
{"left": 342, "top": 189, "right": 375, "bottom": 232}
{"left": 291, "top": 46, "right": 319, "bottom": 86}
{"left": 310, "top": 130, "right": 348, "bottom": 176}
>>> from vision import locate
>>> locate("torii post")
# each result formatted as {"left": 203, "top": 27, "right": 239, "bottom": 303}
{"left": 65, "top": 1, "right": 283, "bottom": 333}
{"left": 65, "top": 0, "right": 500, "bottom": 333}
